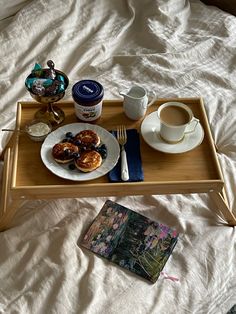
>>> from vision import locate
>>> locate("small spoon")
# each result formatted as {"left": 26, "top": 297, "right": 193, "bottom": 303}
{"left": 1, "top": 128, "right": 26, "bottom": 133}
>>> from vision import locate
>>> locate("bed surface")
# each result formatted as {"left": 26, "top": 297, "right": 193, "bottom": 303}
{"left": 0, "top": 0, "right": 236, "bottom": 313}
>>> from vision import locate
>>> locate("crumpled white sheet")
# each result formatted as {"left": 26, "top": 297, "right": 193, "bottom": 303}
{"left": 0, "top": 0, "right": 236, "bottom": 313}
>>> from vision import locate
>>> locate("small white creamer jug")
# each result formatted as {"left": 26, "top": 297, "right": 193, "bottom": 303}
{"left": 120, "top": 85, "right": 156, "bottom": 120}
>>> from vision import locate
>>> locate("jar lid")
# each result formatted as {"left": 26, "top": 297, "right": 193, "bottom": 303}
{"left": 72, "top": 80, "right": 104, "bottom": 103}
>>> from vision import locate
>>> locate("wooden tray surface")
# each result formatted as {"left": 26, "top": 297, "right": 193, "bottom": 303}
{"left": 10, "top": 98, "right": 223, "bottom": 198}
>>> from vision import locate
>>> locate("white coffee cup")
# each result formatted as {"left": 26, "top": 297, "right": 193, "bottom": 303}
{"left": 157, "top": 102, "right": 199, "bottom": 143}
{"left": 120, "top": 85, "right": 156, "bottom": 120}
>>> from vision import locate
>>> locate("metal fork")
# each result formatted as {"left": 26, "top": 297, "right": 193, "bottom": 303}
{"left": 117, "top": 125, "right": 129, "bottom": 181}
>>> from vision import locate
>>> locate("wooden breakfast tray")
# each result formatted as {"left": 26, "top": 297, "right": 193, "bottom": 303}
{"left": 1, "top": 97, "right": 236, "bottom": 229}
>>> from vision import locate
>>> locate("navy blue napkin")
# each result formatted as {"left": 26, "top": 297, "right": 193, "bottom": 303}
{"left": 108, "top": 129, "right": 144, "bottom": 182}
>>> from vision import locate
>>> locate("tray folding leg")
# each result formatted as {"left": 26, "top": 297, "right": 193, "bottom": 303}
{"left": 209, "top": 189, "right": 236, "bottom": 226}
{"left": 0, "top": 148, "right": 24, "bottom": 231}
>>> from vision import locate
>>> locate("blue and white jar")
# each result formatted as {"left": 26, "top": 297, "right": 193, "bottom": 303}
{"left": 72, "top": 80, "right": 104, "bottom": 122}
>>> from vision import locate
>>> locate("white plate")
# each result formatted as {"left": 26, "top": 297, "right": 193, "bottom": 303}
{"left": 41, "top": 123, "right": 120, "bottom": 181}
{"left": 141, "top": 111, "right": 204, "bottom": 154}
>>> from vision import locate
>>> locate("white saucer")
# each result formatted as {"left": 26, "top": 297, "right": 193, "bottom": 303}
{"left": 141, "top": 111, "right": 204, "bottom": 154}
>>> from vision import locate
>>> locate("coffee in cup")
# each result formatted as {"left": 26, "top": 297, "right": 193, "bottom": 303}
{"left": 157, "top": 102, "right": 199, "bottom": 143}
{"left": 160, "top": 105, "right": 190, "bottom": 126}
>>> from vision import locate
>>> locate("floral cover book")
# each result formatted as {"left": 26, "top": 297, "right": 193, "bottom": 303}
{"left": 81, "top": 200, "right": 179, "bottom": 283}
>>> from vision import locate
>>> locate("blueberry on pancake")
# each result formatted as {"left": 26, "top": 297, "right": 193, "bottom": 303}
{"left": 52, "top": 142, "right": 79, "bottom": 164}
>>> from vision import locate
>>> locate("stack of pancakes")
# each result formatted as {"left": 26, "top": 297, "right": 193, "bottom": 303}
{"left": 52, "top": 129, "right": 103, "bottom": 172}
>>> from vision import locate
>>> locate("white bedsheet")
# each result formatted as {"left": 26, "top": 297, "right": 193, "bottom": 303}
{"left": 0, "top": 0, "right": 236, "bottom": 313}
